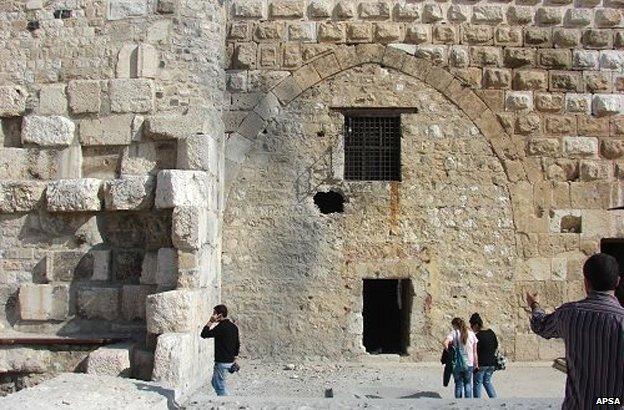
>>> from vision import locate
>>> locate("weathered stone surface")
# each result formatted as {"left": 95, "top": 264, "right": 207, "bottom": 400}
{"left": 121, "top": 285, "right": 154, "bottom": 321}
{"left": 107, "top": 0, "right": 148, "bottom": 20}
{"left": 505, "top": 91, "right": 533, "bottom": 111}
{"left": 37, "top": 84, "right": 68, "bottom": 115}
{"left": 172, "top": 206, "right": 218, "bottom": 251}
{"left": 563, "top": 137, "right": 599, "bottom": 158}
{"left": 80, "top": 115, "right": 134, "bottom": 146}
{"left": 112, "top": 250, "right": 143, "bottom": 283}
{"left": 110, "top": 79, "right": 155, "bottom": 113}
{"left": 0, "top": 348, "right": 51, "bottom": 373}
{"left": 140, "top": 251, "right": 158, "bottom": 285}
{"left": 46, "top": 179, "right": 102, "bottom": 212}
{"left": 91, "top": 250, "right": 111, "bottom": 281}
{"left": 146, "top": 290, "right": 197, "bottom": 334}
{"left": 0, "top": 85, "right": 27, "bottom": 117}
{"left": 0, "top": 181, "right": 46, "bottom": 213}
{"left": 104, "top": 176, "right": 155, "bottom": 211}
{"left": 177, "top": 134, "right": 219, "bottom": 175}
{"left": 76, "top": 287, "right": 120, "bottom": 320}
{"left": 22, "top": 116, "right": 76, "bottom": 147}
{"left": 18, "top": 284, "right": 69, "bottom": 321}
{"left": 593, "top": 94, "right": 623, "bottom": 116}
{"left": 155, "top": 170, "right": 214, "bottom": 209}
{"left": 156, "top": 247, "right": 178, "bottom": 288}
{"left": 86, "top": 343, "right": 131, "bottom": 377}
{"left": 45, "top": 251, "right": 94, "bottom": 282}
{"left": 144, "top": 111, "right": 211, "bottom": 140}
{"left": 152, "top": 332, "right": 194, "bottom": 390}
{"left": 67, "top": 81, "right": 101, "bottom": 114}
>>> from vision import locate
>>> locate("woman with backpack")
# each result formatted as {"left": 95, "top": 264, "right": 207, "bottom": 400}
{"left": 443, "top": 317, "right": 478, "bottom": 398}
{"left": 469, "top": 313, "right": 498, "bottom": 398}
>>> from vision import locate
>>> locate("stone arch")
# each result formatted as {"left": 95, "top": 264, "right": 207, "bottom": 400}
{"left": 226, "top": 43, "right": 527, "bottom": 192}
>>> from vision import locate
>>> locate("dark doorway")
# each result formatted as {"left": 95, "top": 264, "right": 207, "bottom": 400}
{"left": 362, "top": 279, "right": 412, "bottom": 354}
{"left": 601, "top": 239, "right": 624, "bottom": 267}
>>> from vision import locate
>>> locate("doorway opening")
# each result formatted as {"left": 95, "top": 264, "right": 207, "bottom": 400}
{"left": 362, "top": 279, "right": 412, "bottom": 355}
{"left": 601, "top": 238, "right": 624, "bottom": 268}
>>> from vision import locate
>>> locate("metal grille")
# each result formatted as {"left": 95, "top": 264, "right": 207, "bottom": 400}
{"left": 344, "top": 115, "right": 401, "bottom": 181}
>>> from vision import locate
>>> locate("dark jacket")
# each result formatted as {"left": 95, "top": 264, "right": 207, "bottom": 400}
{"left": 441, "top": 346, "right": 454, "bottom": 387}
{"left": 201, "top": 319, "right": 240, "bottom": 363}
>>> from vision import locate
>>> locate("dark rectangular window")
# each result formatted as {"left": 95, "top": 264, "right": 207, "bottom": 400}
{"left": 344, "top": 115, "right": 401, "bottom": 181}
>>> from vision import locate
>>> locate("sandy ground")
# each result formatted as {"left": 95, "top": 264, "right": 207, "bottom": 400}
{"left": 186, "top": 360, "right": 566, "bottom": 409}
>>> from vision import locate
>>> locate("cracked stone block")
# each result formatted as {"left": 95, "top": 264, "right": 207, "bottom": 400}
{"left": 46, "top": 179, "right": 102, "bottom": 212}
{"left": 155, "top": 170, "right": 214, "bottom": 209}
{"left": 86, "top": 343, "right": 131, "bottom": 377}
{"left": 146, "top": 290, "right": 197, "bottom": 334}
{"left": 45, "top": 251, "right": 94, "bottom": 282}
{"left": 0, "top": 181, "right": 46, "bottom": 213}
{"left": 76, "top": 287, "right": 120, "bottom": 320}
{"left": 104, "top": 176, "right": 155, "bottom": 211}
{"left": 79, "top": 114, "right": 134, "bottom": 146}
{"left": 107, "top": 0, "right": 148, "bottom": 20}
{"left": 156, "top": 247, "right": 178, "bottom": 287}
{"left": 18, "top": 284, "right": 69, "bottom": 321}
{"left": 22, "top": 116, "right": 76, "bottom": 147}
{"left": 110, "top": 79, "right": 155, "bottom": 113}
{"left": 67, "top": 80, "right": 101, "bottom": 114}
{"left": 177, "top": 133, "right": 219, "bottom": 175}
{"left": 0, "top": 85, "right": 27, "bottom": 117}
{"left": 121, "top": 284, "right": 155, "bottom": 321}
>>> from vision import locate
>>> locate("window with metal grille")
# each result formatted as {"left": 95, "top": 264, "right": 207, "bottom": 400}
{"left": 344, "top": 115, "right": 401, "bottom": 181}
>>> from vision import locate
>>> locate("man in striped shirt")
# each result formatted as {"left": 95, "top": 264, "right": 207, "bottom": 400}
{"left": 526, "top": 253, "right": 624, "bottom": 409}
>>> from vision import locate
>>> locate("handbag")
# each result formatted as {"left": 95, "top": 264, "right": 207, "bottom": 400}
{"left": 494, "top": 350, "right": 507, "bottom": 371}
{"left": 452, "top": 331, "right": 469, "bottom": 372}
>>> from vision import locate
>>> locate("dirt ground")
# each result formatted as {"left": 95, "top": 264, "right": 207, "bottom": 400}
{"left": 185, "top": 360, "right": 565, "bottom": 409}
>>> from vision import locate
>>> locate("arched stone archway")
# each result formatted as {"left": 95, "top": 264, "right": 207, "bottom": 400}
{"left": 222, "top": 50, "right": 521, "bottom": 360}
{"left": 225, "top": 43, "right": 528, "bottom": 195}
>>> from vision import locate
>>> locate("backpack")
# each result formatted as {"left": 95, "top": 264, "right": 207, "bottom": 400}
{"left": 452, "top": 330, "right": 470, "bottom": 372}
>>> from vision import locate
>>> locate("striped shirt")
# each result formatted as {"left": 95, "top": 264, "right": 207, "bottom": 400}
{"left": 531, "top": 291, "right": 624, "bottom": 410}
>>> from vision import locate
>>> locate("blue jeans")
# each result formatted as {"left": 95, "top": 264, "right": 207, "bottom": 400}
{"left": 453, "top": 366, "right": 473, "bottom": 398}
{"left": 473, "top": 366, "right": 497, "bottom": 398}
{"left": 211, "top": 362, "right": 233, "bottom": 396}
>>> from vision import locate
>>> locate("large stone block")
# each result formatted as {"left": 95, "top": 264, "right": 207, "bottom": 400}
{"left": 0, "top": 85, "right": 27, "bottom": 116}
{"left": 86, "top": 343, "right": 131, "bottom": 377}
{"left": 46, "top": 179, "right": 102, "bottom": 212}
{"left": 155, "top": 170, "right": 214, "bottom": 209}
{"left": 110, "top": 79, "right": 155, "bottom": 113}
{"left": 0, "top": 348, "right": 51, "bottom": 373}
{"left": 121, "top": 285, "right": 155, "bottom": 321}
{"left": 593, "top": 94, "right": 623, "bottom": 116}
{"left": 146, "top": 290, "right": 197, "bottom": 334}
{"left": 76, "top": 287, "right": 120, "bottom": 320}
{"left": 177, "top": 133, "right": 219, "bottom": 175}
{"left": 37, "top": 84, "right": 68, "bottom": 115}
{"left": 79, "top": 115, "right": 134, "bottom": 146}
{"left": 22, "top": 116, "right": 76, "bottom": 147}
{"left": 18, "top": 284, "right": 69, "bottom": 321}
{"left": 144, "top": 113, "right": 209, "bottom": 140}
{"left": 0, "top": 181, "right": 46, "bottom": 213}
{"left": 91, "top": 250, "right": 111, "bottom": 281}
{"left": 67, "top": 80, "right": 101, "bottom": 114}
{"left": 156, "top": 248, "right": 178, "bottom": 288}
{"left": 104, "top": 176, "right": 155, "bottom": 211}
{"left": 112, "top": 250, "right": 143, "bottom": 283}
{"left": 172, "top": 206, "right": 219, "bottom": 251}
{"left": 563, "top": 137, "right": 599, "bottom": 158}
{"left": 140, "top": 251, "right": 158, "bottom": 285}
{"left": 45, "top": 251, "right": 94, "bottom": 282}
{"left": 152, "top": 332, "right": 194, "bottom": 391}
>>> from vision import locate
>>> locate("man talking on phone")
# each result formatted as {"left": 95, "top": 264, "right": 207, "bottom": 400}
{"left": 201, "top": 304, "right": 240, "bottom": 396}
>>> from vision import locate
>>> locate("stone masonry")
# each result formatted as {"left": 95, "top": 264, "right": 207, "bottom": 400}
{"left": 0, "top": 0, "right": 622, "bottom": 400}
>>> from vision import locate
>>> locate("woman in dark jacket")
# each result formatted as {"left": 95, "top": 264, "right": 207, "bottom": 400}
{"left": 469, "top": 313, "right": 498, "bottom": 398}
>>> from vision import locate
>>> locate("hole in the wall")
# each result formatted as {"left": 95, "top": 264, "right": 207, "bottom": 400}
{"left": 561, "top": 215, "right": 582, "bottom": 233}
{"left": 313, "top": 190, "right": 345, "bottom": 214}
{"left": 1, "top": 117, "right": 23, "bottom": 148}
{"left": 601, "top": 239, "right": 624, "bottom": 304}
{"left": 316, "top": 130, "right": 325, "bottom": 138}
{"left": 53, "top": 10, "right": 72, "bottom": 19}
{"left": 362, "top": 279, "right": 412, "bottom": 355}
{"left": 26, "top": 21, "right": 40, "bottom": 32}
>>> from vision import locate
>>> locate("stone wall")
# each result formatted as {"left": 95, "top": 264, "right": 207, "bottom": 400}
{"left": 0, "top": 0, "right": 225, "bottom": 399}
{"left": 222, "top": 0, "right": 624, "bottom": 362}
